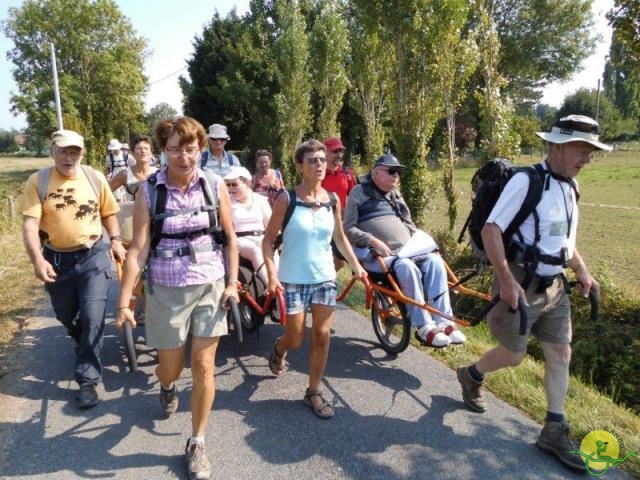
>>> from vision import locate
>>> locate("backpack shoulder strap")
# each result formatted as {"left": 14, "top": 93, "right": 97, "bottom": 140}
{"left": 200, "top": 150, "right": 209, "bottom": 168}
{"left": 147, "top": 172, "right": 166, "bottom": 251}
{"left": 281, "top": 188, "right": 297, "bottom": 234}
{"left": 79, "top": 165, "right": 102, "bottom": 203}
{"left": 200, "top": 168, "right": 220, "bottom": 207}
{"left": 328, "top": 191, "right": 338, "bottom": 212}
{"left": 503, "top": 163, "right": 545, "bottom": 241}
{"left": 37, "top": 166, "right": 53, "bottom": 202}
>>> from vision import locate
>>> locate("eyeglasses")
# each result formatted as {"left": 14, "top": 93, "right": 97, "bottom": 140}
{"left": 225, "top": 182, "right": 239, "bottom": 188}
{"left": 382, "top": 167, "right": 401, "bottom": 176}
{"left": 332, "top": 149, "right": 344, "bottom": 156}
{"left": 305, "top": 156, "right": 327, "bottom": 165}
{"left": 211, "top": 138, "right": 227, "bottom": 142}
{"left": 165, "top": 146, "right": 200, "bottom": 158}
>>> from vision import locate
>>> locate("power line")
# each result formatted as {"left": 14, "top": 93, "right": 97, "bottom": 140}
{"left": 148, "top": 66, "right": 187, "bottom": 86}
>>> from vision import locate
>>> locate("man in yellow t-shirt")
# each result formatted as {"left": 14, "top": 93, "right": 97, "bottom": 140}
{"left": 21, "top": 129, "right": 126, "bottom": 409}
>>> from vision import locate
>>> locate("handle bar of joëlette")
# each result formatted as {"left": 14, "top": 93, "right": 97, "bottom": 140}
{"left": 472, "top": 282, "right": 599, "bottom": 334}
{"left": 337, "top": 274, "right": 373, "bottom": 309}
{"left": 472, "top": 295, "right": 528, "bottom": 335}
{"left": 568, "top": 281, "right": 599, "bottom": 322}
{"left": 226, "top": 296, "right": 243, "bottom": 343}
{"left": 237, "top": 285, "right": 287, "bottom": 325}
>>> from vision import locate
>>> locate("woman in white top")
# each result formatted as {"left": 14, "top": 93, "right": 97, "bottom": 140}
{"left": 224, "top": 166, "right": 277, "bottom": 286}
{"left": 108, "top": 135, "right": 157, "bottom": 201}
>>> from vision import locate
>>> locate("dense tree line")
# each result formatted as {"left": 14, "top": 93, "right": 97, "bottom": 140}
{"left": 180, "top": 0, "right": 601, "bottom": 222}
{"left": 4, "top": 0, "right": 639, "bottom": 222}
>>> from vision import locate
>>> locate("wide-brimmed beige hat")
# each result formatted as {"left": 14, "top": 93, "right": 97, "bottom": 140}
{"left": 107, "top": 138, "right": 122, "bottom": 151}
{"left": 536, "top": 115, "right": 612, "bottom": 151}
{"left": 51, "top": 130, "right": 84, "bottom": 149}
{"left": 208, "top": 124, "right": 230, "bottom": 140}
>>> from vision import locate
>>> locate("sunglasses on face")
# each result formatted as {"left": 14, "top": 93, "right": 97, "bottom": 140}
{"left": 225, "top": 182, "right": 239, "bottom": 188}
{"left": 211, "top": 138, "right": 227, "bottom": 142}
{"left": 305, "top": 156, "right": 327, "bottom": 165}
{"left": 382, "top": 167, "right": 402, "bottom": 176}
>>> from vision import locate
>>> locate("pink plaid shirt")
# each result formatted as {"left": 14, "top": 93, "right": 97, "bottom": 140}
{"left": 142, "top": 168, "right": 225, "bottom": 286}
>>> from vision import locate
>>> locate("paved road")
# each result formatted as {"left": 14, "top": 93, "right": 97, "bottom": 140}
{"left": 0, "top": 280, "right": 629, "bottom": 479}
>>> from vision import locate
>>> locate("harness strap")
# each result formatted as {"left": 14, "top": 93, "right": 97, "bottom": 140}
{"left": 236, "top": 230, "right": 265, "bottom": 237}
{"left": 152, "top": 242, "right": 218, "bottom": 259}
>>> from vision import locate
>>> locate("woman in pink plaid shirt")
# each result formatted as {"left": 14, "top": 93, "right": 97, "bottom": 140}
{"left": 117, "top": 116, "right": 238, "bottom": 479}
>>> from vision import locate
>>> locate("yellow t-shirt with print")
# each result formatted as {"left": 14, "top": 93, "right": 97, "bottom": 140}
{"left": 21, "top": 166, "right": 120, "bottom": 251}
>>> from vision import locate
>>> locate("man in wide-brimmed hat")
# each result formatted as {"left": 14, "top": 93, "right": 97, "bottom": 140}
{"left": 457, "top": 115, "right": 611, "bottom": 472}
{"left": 21, "top": 129, "right": 125, "bottom": 409}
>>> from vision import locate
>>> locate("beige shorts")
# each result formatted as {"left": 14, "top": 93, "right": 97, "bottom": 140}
{"left": 487, "top": 264, "right": 571, "bottom": 353}
{"left": 145, "top": 278, "right": 228, "bottom": 349}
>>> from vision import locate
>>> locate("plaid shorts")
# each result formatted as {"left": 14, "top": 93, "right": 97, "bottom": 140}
{"left": 282, "top": 280, "right": 337, "bottom": 314}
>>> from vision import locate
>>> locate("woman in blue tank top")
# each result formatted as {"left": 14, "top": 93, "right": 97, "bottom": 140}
{"left": 262, "top": 139, "right": 366, "bottom": 419}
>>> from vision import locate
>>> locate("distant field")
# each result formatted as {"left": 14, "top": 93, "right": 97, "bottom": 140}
{"left": 427, "top": 143, "right": 640, "bottom": 290}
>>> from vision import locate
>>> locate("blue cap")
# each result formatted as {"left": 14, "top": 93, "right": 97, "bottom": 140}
{"left": 373, "top": 154, "right": 404, "bottom": 169}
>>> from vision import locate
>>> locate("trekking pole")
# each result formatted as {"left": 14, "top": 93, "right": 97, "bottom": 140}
{"left": 472, "top": 295, "right": 528, "bottom": 335}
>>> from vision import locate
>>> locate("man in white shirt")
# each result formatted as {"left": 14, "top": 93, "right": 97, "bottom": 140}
{"left": 457, "top": 115, "right": 611, "bottom": 472}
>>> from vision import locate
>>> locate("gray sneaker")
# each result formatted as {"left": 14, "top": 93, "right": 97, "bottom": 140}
{"left": 456, "top": 366, "right": 487, "bottom": 413}
{"left": 185, "top": 440, "right": 212, "bottom": 480}
{"left": 536, "top": 420, "right": 587, "bottom": 471}
{"left": 159, "top": 384, "right": 178, "bottom": 417}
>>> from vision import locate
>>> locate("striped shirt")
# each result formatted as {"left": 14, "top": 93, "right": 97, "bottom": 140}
{"left": 142, "top": 168, "right": 225, "bottom": 286}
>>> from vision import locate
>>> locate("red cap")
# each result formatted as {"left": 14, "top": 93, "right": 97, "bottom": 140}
{"left": 323, "top": 137, "right": 345, "bottom": 152}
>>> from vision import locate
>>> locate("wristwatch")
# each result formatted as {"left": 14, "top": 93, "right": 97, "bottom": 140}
{"left": 110, "top": 234, "right": 122, "bottom": 242}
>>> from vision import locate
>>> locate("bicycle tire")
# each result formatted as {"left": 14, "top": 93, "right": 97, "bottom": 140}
{"left": 371, "top": 291, "right": 411, "bottom": 354}
{"left": 123, "top": 321, "right": 138, "bottom": 372}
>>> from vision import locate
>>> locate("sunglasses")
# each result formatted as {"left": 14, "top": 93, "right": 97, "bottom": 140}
{"left": 305, "top": 156, "right": 327, "bottom": 165}
{"left": 382, "top": 167, "right": 402, "bottom": 176}
{"left": 225, "top": 182, "right": 239, "bottom": 188}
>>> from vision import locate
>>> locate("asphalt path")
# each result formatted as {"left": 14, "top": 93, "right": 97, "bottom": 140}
{"left": 0, "top": 279, "right": 629, "bottom": 479}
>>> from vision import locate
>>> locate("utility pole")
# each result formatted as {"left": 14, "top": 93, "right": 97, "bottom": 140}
{"left": 595, "top": 78, "right": 601, "bottom": 122}
{"left": 50, "top": 42, "right": 63, "bottom": 130}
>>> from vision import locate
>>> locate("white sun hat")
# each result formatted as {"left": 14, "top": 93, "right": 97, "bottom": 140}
{"left": 223, "top": 166, "right": 252, "bottom": 181}
{"left": 207, "top": 123, "right": 230, "bottom": 140}
{"left": 107, "top": 138, "right": 123, "bottom": 151}
{"left": 535, "top": 115, "right": 612, "bottom": 151}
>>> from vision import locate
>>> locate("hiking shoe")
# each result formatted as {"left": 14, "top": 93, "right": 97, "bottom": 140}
{"left": 185, "top": 440, "right": 212, "bottom": 480}
{"left": 415, "top": 326, "right": 450, "bottom": 348}
{"left": 76, "top": 383, "right": 99, "bottom": 409}
{"left": 443, "top": 325, "right": 466, "bottom": 344}
{"left": 536, "top": 420, "right": 587, "bottom": 471}
{"left": 456, "top": 366, "right": 486, "bottom": 413}
{"left": 160, "top": 384, "right": 179, "bottom": 417}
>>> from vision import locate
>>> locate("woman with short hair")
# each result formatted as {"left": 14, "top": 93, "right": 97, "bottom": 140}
{"left": 262, "top": 139, "right": 366, "bottom": 419}
{"left": 116, "top": 116, "right": 238, "bottom": 480}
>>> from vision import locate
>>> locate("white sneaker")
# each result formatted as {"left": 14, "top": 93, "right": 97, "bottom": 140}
{"left": 415, "top": 326, "right": 451, "bottom": 348}
{"left": 443, "top": 325, "right": 466, "bottom": 344}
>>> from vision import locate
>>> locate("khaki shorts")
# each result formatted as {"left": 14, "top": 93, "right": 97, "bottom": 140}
{"left": 145, "top": 278, "right": 228, "bottom": 349}
{"left": 487, "top": 264, "right": 571, "bottom": 353}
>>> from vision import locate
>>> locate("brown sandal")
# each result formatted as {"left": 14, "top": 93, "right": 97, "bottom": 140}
{"left": 303, "top": 388, "right": 334, "bottom": 419}
{"left": 268, "top": 337, "right": 286, "bottom": 376}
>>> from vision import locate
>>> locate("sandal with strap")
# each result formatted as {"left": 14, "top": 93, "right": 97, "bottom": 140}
{"left": 303, "top": 388, "right": 335, "bottom": 419}
{"left": 268, "top": 337, "right": 286, "bottom": 376}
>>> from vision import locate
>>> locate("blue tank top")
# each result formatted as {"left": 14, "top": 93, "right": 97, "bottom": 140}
{"left": 278, "top": 193, "right": 336, "bottom": 284}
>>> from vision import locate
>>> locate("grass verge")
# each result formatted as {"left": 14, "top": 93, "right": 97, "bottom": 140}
{"left": 337, "top": 269, "right": 640, "bottom": 477}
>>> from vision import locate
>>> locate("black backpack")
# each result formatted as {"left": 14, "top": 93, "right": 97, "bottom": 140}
{"left": 458, "top": 158, "right": 546, "bottom": 262}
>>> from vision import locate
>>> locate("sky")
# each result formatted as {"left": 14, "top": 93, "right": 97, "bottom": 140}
{"left": 0, "top": 0, "right": 613, "bottom": 131}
